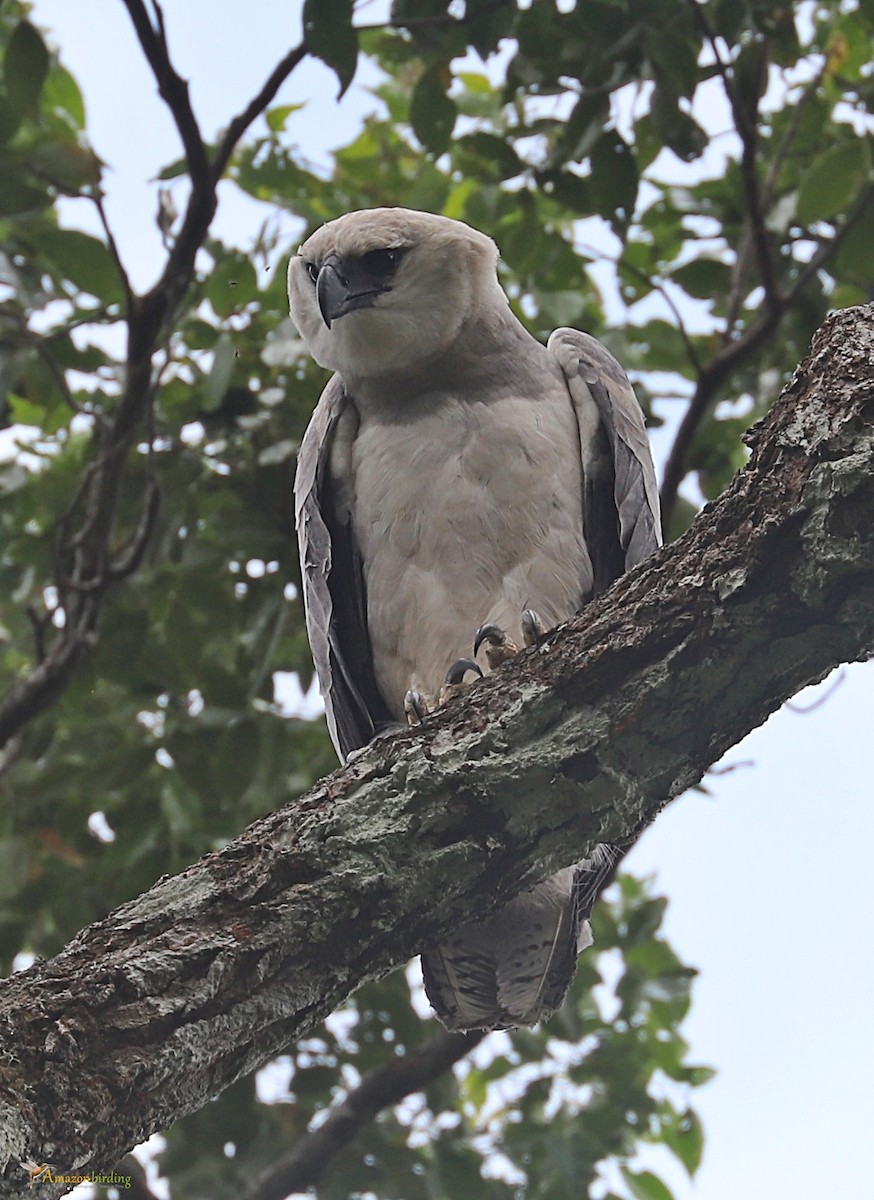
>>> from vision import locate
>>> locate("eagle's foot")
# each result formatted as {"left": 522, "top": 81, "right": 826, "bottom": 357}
{"left": 439, "top": 658, "right": 483, "bottom": 705}
{"left": 404, "top": 689, "right": 430, "bottom": 726}
{"left": 473, "top": 623, "right": 519, "bottom": 669}
{"left": 521, "top": 608, "right": 546, "bottom": 646}
{"left": 474, "top": 609, "right": 546, "bottom": 669}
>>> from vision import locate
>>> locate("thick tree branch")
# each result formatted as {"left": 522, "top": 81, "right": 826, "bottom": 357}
{"left": 243, "top": 1029, "right": 486, "bottom": 1200}
{"left": 0, "top": 304, "right": 872, "bottom": 1192}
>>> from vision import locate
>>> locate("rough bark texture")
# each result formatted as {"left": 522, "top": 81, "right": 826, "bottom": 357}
{"left": 0, "top": 305, "right": 872, "bottom": 1193}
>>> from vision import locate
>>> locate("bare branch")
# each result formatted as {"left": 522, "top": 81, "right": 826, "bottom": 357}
{"left": 785, "top": 178, "right": 874, "bottom": 305}
{"left": 212, "top": 43, "right": 308, "bottom": 182}
{"left": 120, "top": 0, "right": 210, "bottom": 192}
{"left": 785, "top": 668, "right": 846, "bottom": 714}
{"left": 687, "top": 0, "right": 780, "bottom": 321}
{"left": 92, "top": 189, "right": 134, "bottom": 313}
{"left": 243, "top": 1029, "right": 486, "bottom": 1200}
{"left": 108, "top": 478, "right": 161, "bottom": 580}
{"left": 611, "top": 252, "right": 704, "bottom": 376}
{"left": 25, "top": 604, "right": 50, "bottom": 664}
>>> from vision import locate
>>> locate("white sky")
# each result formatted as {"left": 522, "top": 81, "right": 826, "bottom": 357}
{"left": 27, "top": 4, "right": 874, "bottom": 1200}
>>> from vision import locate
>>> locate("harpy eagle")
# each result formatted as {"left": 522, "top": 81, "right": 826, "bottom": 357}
{"left": 289, "top": 208, "right": 661, "bottom": 1031}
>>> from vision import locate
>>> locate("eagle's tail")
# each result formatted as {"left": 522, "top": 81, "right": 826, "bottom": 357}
{"left": 422, "top": 845, "right": 623, "bottom": 1031}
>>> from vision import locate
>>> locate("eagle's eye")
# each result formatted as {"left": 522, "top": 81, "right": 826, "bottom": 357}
{"left": 360, "top": 248, "right": 402, "bottom": 277}
{"left": 304, "top": 260, "right": 318, "bottom": 284}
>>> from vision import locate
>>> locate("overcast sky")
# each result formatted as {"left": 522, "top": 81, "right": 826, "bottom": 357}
{"left": 27, "top": 4, "right": 874, "bottom": 1200}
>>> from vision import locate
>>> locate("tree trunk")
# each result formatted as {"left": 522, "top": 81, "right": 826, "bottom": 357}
{"left": 0, "top": 304, "right": 872, "bottom": 1194}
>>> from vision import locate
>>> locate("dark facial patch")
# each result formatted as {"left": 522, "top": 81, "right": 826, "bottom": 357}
{"left": 359, "top": 247, "right": 405, "bottom": 278}
{"left": 314, "top": 247, "right": 408, "bottom": 328}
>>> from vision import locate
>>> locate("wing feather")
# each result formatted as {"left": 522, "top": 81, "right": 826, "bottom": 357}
{"left": 294, "top": 376, "right": 394, "bottom": 761}
{"left": 549, "top": 328, "right": 662, "bottom": 589}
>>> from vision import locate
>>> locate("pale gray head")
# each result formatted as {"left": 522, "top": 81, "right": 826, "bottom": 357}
{"left": 287, "top": 207, "right": 505, "bottom": 379}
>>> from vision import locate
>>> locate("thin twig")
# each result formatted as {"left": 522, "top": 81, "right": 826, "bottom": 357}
{"left": 761, "top": 62, "right": 827, "bottom": 209}
{"left": 10, "top": 321, "right": 81, "bottom": 415}
{"left": 614, "top": 254, "right": 704, "bottom": 375}
{"left": 212, "top": 42, "right": 308, "bottom": 182}
{"left": 25, "top": 605, "right": 50, "bottom": 664}
{"left": 784, "top": 177, "right": 874, "bottom": 303}
{"left": 687, "top": 0, "right": 780, "bottom": 318}
{"left": 91, "top": 189, "right": 134, "bottom": 312}
{"left": 108, "top": 479, "right": 161, "bottom": 580}
{"left": 120, "top": 0, "right": 210, "bottom": 191}
{"left": 659, "top": 306, "right": 780, "bottom": 524}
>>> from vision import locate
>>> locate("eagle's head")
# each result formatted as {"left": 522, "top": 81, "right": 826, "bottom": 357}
{"left": 288, "top": 208, "right": 504, "bottom": 381}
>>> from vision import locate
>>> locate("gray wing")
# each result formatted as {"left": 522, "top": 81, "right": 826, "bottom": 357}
{"left": 293, "top": 376, "right": 394, "bottom": 761}
{"left": 548, "top": 328, "right": 662, "bottom": 593}
{"left": 550, "top": 331, "right": 659, "bottom": 1005}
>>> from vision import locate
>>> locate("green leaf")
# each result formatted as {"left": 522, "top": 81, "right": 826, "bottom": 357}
{"left": 42, "top": 64, "right": 86, "bottom": 129}
{"left": 0, "top": 94, "right": 20, "bottom": 144}
{"left": 205, "top": 253, "right": 258, "bottom": 318}
{"left": 797, "top": 138, "right": 871, "bottom": 224}
{"left": 0, "top": 172, "right": 51, "bottom": 216}
{"left": 30, "top": 138, "right": 102, "bottom": 191}
{"left": 456, "top": 131, "right": 523, "bottom": 179}
{"left": 590, "top": 131, "right": 638, "bottom": 231}
{"left": 4, "top": 21, "right": 49, "bottom": 116}
{"left": 303, "top": 0, "right": 358, "bottom": 97}
{"left": 410, "top": 64, "right": 457, "bottom": 156}
{"left": 8, "top": 393, "right": 49, "bottom": 428}
{"left": 670, "top": 257, "right": 733, "bottom": 301}
{"left": 38, "top": 228, "right": 125, "bottom": 303}
{"left": 265, "top": 102, "right": 304, "bottom": 133}
{"left": 834, "top": 204, "right": 874, "bottom": 286}
{"left": 663, "top": 1107, "right": 705, "bottom": 1176}
{"left": 651, "top": 86, "right": 708, "bottom": 163}
{"left": 204, "top": 334, "right": 237, "bottom": 412}
{"left": 0, "top": 837, "right": 30, "bottom": 900}
{"left": 621, "top": 1167, "right": 676, "bottom": 1200}
{"left": 157, "top": 156, "right": 188, "bottom": 181}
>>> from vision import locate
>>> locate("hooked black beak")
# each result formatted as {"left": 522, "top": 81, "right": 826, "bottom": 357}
{"left": 316, "top": 254, "right": 383, "bottom": 329}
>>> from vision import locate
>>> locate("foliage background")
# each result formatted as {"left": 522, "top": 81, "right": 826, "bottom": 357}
{"left": 1, "top": 0, "right": 873, "bottom": 1197}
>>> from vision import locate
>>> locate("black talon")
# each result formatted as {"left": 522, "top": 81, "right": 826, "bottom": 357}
{"left": 474, "top": 621, "right": 521, "bottom": 668}
{"left": 473, "top": 623, "right": 504, "bottom": 657}
{"left": 404, "top": 688, "right": 429, "bottom": 726}
{"left": 521, "top": 609, "right": 545, "bottom": 647}
{"left": 440, "top": 658, "right": 483, "bottom": 706}
{"left": 403, "top": 691, "right": 429, "bottom": 724}
{"left": 444, "top": 658, "right": 483, "bottom": 686}
{"left": 473, "top": 623, "right": 508, "bottom": 657}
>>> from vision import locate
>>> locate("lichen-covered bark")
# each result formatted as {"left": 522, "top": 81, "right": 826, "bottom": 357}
{"left": 1, "top": 305, "right": 872, "bottom": 1193}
